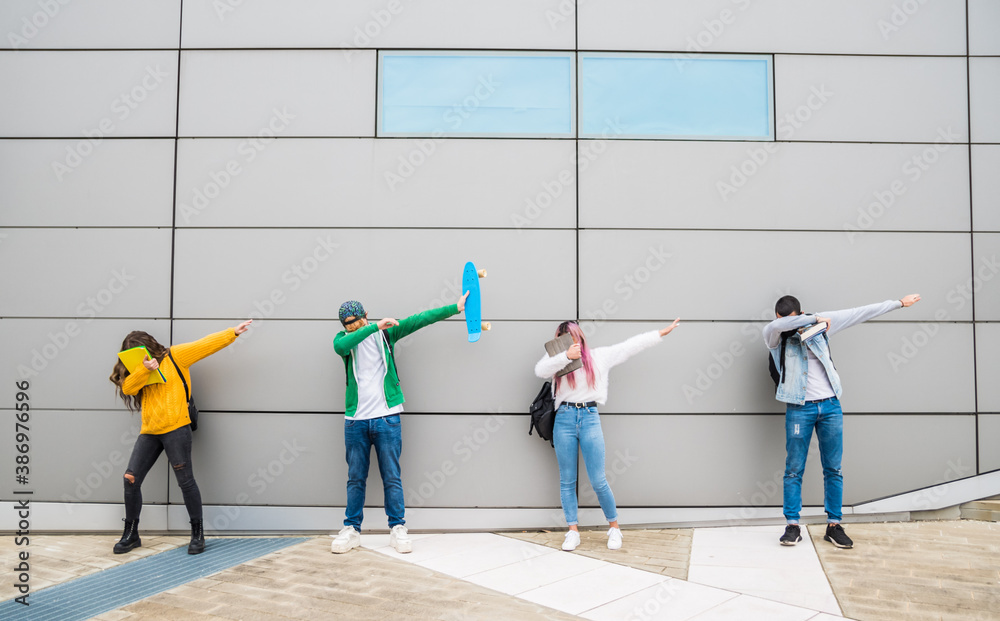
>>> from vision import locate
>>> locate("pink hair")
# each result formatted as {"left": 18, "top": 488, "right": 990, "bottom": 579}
{"left": 554, "top": 321, "right": 597, "bottom": 393}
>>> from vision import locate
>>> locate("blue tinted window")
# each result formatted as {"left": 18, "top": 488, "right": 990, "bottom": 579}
{"left": 580, "top": 53, "right": 773, "bottom": 140}
{"left": 379, "top": 52, "right": 574, "bottom": 137}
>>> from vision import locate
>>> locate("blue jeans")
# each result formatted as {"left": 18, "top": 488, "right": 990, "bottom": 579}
{"left": 784, "top": 397, "right": 844, "bottom": 523}
{"left": 344, "top": 414, "right": 404, "bottom": 531}
{"left": 553, "top": 404, "right": 618, "bottom": 526}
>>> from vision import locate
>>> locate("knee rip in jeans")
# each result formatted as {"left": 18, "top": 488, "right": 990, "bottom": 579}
{"left": 123, "top": 472, "right": 135, "bottom": 484}
{"left": 172, "top": 462, "right": 185, "bottom": 471}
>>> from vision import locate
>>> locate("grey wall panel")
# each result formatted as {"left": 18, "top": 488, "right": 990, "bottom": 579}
{"left": 181, "top": 0, "right": 574, "bottom": 50}
{"left": 0, "top": 319, "right": 167, "bottom": 411}
{"left": 578, "top": 0, "right": 967, "bottom": 56}
{"left": 973, "top": 146, "right": 1000, "bottom": 232}
{"left": 970, "top": 58, "right": 1000, "bottom": 144}
{"left": 576, "top": 321, "right": 973, "bottom": 415}
{"left": 0, "top": 139, "right": 175, "bottom": 227}
{"left": 0, "top": 0, "right": 181, "bottom": 49}
{"left": 832, "top": 323, "right": 975, "bottom": 414}
{"left": 975, "top": 323, "right": 1000, "bottom": 412}
{"left": 973, "top": 234, "right": 1000, "bottom": 321}
{"left": 0, "top": 51, "right": 179, "bottom": 137}
{"left": 578, "top": 141, "right": 970, "bottom": 232}
{"left": 387, "top": 320, "right": 558, "bottom": 414}
{"left": 841, "top": 415, "right": 977, "bottom": 504}
{"left": 578, "top": 230, "right": 970, "bottom": 323}
{"left": 970, "top": 0, "right": 1000, "bottom": 55}
{"left": 979, "top": 415, "right": 1000, "bottom": 473}
{"left": 177, "top": 50, "right": 375, "bottom": 137}
{"left": 0, "top": 410, "right": 168, "bottom": 504}
{"left": 171, "top": 320, "right": 340, "bottom": 413}
{"left": 588, "top": 415, "right": 798, "bottom": 509}
{"left": 774, "top": 55, "right": 967, "bottom": 143}
{"left": 167, "top": 412, "right": 342, "bottom": 507}
{"left": 168, "top": 412, "right": 559, "bottom": 509}
{"left": 586, "top": 414, "right": 975, "bottom": 509}
{"left": 0, "top": 228, "right": 172, "bottom": 318}
{"left": 174, "top": 139, "right": 575, "bottom": 229}
{"left": 173, "top": 229, "right": 576, "bottom": 320}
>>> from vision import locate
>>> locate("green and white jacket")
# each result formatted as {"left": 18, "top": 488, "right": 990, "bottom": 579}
{"left": 333, "top": 304, "right": 459, "bottom": 418}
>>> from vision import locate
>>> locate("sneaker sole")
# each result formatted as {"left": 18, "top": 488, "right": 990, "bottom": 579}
{"left": 779, "top": 537, "right": 801, "bottom": 546}
{"left": 331, "top": 541, "right": 360, "bottom": 554}
{"left": 824, "top": 535, "right": 853, "bottom": 549}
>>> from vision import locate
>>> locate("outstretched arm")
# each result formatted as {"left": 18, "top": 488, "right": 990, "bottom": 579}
{"left": 170, "top": 324, "right": 244, "bottom": 367}
{"left": 762, "top": 314, "right": 814, "bottom": 349}
{"left": 823, "top": 294, "right": 919, "bottom": 336}
{"left": 387, "top": 293, "right": 467, "bottom": 342}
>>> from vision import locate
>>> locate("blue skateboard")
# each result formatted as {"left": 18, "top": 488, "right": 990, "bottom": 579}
{"left": 462, "top": 261, "right": 489, "bottom": 342}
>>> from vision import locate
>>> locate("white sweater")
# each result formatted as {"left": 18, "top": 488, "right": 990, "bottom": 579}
{"left": 534, "top": 330, "right": 663, "bottom": 410}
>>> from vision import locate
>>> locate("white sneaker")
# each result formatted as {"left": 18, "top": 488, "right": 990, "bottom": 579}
{"left": 389, "top": 524, "right": 412, "bottom": 554}
{"left": 562, "top": 530, "right": 581, "bottom": 551}
{"left": 331, "top": 526, "right": 360, "bottom": 554}
{"left": 607, "top": 527, "right": 623, "bottom": 550}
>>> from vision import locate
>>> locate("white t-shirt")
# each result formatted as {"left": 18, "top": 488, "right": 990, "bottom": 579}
{"left": 350, "top": 332, "right": 404, "bottom": 421}
{"left": 804, "top": 346, "right": 836, "bottom": 402}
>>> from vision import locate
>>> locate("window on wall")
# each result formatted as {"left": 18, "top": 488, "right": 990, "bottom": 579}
{"left": 579, "top": 53, "right": 774, "bottom": 140}
{"left": 378, "top": 51, "right": 575, "bottom": 138}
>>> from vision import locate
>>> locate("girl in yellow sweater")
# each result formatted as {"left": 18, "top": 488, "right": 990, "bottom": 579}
{"left": 108, "top": 320, "right": 251, "bottom": 555}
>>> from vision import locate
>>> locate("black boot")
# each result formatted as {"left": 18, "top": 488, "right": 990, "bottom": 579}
{"left": 113, "top": 519, "right": 141, "bottom": 554}
{"left": 188, "top": 519, "right": 205, "bottom": 555}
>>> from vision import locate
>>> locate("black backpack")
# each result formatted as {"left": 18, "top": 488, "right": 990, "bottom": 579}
{"left": 528, "top": 381, "right": 555, "bottom": 447}
{"left": 768, "top": 330, "right": 795, "bottom": 388}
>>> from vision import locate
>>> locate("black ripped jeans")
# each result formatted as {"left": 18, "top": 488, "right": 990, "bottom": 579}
{"left": 123, "top": 424, "right": 202, "bottom": 521}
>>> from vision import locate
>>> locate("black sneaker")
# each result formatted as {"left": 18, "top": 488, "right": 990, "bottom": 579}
{"left": 779, "top": 524, "right": 802, "bottom": 546}
{"left": 824, "top": 523, "right": 854, "bottom": 549}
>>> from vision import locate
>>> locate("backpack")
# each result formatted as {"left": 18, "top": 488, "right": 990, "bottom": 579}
{"left": 768, "top": 330, "right": 795, "bottom": 388}
{"left": 528, "top": 381, "right": 555, "bottom": 447}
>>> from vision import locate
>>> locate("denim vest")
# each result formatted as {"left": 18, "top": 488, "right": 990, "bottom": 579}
{"left": 771, "top": 333, "right": 842, "bottom": 405}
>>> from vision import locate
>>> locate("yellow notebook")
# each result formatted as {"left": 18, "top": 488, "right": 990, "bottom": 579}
{"left": 117, "top": 346, "right": 166, "bottom": 386}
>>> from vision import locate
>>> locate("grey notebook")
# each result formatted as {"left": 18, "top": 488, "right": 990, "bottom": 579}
{"left": 544, "top": 333, "right": 583, "bottom": 377}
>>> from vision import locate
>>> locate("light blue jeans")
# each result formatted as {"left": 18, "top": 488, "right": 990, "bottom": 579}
{"left": 783, "top": 397, "right": 844, "bottom": 523}
{"left": 553, "top": 404, "right": 618, "bottom": 526}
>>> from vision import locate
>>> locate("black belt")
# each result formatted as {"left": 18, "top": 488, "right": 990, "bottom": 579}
{"left": 566, "top": 401, "right": 597, "bottom": 408}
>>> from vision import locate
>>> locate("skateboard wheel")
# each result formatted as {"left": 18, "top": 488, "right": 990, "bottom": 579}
{"left": 477, "top": 269, "right": 487, "bottom": 278}
{"left": 481, "top": 322, "right": 491, "bottom": 331}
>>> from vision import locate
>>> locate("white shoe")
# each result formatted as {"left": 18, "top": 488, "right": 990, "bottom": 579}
{"left": 331, "top": 526, "right": 360, "bottom": 554}
{"left": 562, "top": 530, "right": 581, "bottom": 551}
{"left": 389, "top": 524, "right": 412, "bottom": 554}
{"left": 607, "top": 527, "right": 623, "bottom": 550}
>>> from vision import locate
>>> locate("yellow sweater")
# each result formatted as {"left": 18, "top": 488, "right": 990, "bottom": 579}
{"left": 122, "top": 329, "right": 237, "bottom": 435}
